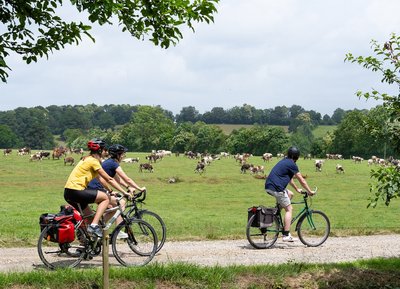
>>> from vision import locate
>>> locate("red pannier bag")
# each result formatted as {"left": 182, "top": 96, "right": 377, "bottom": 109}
{"left": 39, "top": 204, "right": 82, "bottom": 244}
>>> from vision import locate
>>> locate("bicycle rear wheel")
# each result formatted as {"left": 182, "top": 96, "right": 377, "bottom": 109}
{"left": 37, "top": 226, "right": 86, "bottom": 269}
{"left": 246, "top": 214, "right": 279, "bottom": 249}
{"left": 133, "top": 210, "right": 166, "bottom": 253}
{"left": 297, "top": 210, "right": 330, "bottom": 247}
{"left": 112, "top": 219, "right": 157, "bottom": 266}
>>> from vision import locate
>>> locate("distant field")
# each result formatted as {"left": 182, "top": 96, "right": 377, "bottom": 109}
{"left": 216, "top": 123, "right": 336, "bottom": 137}
{"left": 0, "top": 151, "right": 399, "bottom": 247}
{"left": 216, "top": 124, "right": 289, "bottom": 134}
{"left": 313, "top": 125, "right": 337, "bottom": 138}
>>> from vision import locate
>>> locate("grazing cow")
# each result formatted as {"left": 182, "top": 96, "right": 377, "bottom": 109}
{"left": 52, "top": 147, "right": 68, "bottom": 160}
{"left": 139, "top": 163, "right": 154, "bottom": 173}
{"left": 352, "top": 156, "right": 364, "bottom": 163}
{"left": 250, "top": 165, "right": 265, "bottom": 174}
{"left": 220, "top": 152, "right": 230, "bottom": 158}
{"left": 303, "top": 153, "right": 312, "bottom": 160}
{"left": 157, "top": 150, "right": 172, "bottom": 157}
{"left": 29, "top": 153, "right": 42, "bottom": 161}
{"left": 276, "top": 153, "right": 285, "bottom": 158}
{"left": 202, "top": 156, "right": 213, "bottom": 165}
{"left": 146, "top": 153, "right": 162, "bottom": 163}
{"left": 315, "top": 160, "right": 323, "bottom": 172}
{"left": 195, "top": 162, "right": 206, "bottom": 174}
{"left": 3, "top": 149, "right": 12, "bottom": 156}
{"left": 18, "top": 147, "right": 31, "bottom": 155}
{"left": 39, "top": 151, "right": 51, "bottom": 159}
{"left": 122, "top": 157, "right": 139, "bottom": 163}
{"left": 336, "top": 164, "right": 345, "bottom": 174}
{"left": 241, "top": 163, "right": 253, "bottom": 174}
{"left": 72, "top": 148, "right": 84, "bottom": 155}
{"left": 64, "top": 157, "right": 75, "bottom": 166}
{"left": 262, "top": 153, "right": 273, "bottom": 162}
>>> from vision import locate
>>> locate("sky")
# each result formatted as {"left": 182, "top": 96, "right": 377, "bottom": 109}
{"left": 1, "top": 0, "right": 400, "bottom": 117}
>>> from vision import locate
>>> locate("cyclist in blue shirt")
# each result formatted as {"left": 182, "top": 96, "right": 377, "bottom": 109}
{"left": 88, "top": 144, "right": 146, "bottom": 238}
{"left": 265, "top": 146, "right": 315, "bottom": 242}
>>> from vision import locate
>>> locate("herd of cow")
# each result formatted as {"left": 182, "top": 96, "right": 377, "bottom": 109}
{"left": 4, "top": 146, "right": 398, "bottom": 177}
{"left": 2, "top": 147, "right": 81, "bottom": 165}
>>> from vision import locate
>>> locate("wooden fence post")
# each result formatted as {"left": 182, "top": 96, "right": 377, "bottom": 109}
{"left": 102, "top": 229, "right": 109, "bottom": 289}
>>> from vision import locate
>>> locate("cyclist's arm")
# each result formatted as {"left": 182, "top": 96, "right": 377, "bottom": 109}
{"left": 294, "top": 172, "right": 314, "bottom": 195}
{"left": 97, "top": 168, "right": 129, "bottom": 196}
{"left": 97, "top": 175, "right": 112, "bottom": 192}
{"left": 115, "top": 166, "right": 146, "bottom": 191}
{"left": 289, "top": 178, "right": 302, "bottom": 193}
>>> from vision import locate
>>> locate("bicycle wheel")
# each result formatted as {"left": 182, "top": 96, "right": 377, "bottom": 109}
{"left": 37, "top": 226, "right": 86, "bottom": 269}
{"left": 297, "top": 210, "right": 330, "bottom": 247}
{"left": 111, "top": 219, "right": 157, "bottom": 266}
{"left": 134, "top": 210, "right": 166, "bottom": 253}
{"left": 246, "top": 214, "right": 279, "bottom": 249}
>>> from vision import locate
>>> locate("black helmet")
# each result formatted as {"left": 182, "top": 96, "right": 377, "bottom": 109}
{"left": 87, "top": 138, "right": 107, "bottom": 153}
{"left": 108, "top": 144, "right": 128, "bottom": 157}
{"left": 287, "top": 146, "right": 300, "bottom": 160}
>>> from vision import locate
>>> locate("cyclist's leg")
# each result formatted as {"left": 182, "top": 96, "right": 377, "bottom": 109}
{"left": 92, "top": 190, "right": 110, "bottom": 225}
{"left": 282, "top": 204, "right": 293, "bottom": 232}
{"left": 267, "top": 189, "right": 292, "bottom": 235}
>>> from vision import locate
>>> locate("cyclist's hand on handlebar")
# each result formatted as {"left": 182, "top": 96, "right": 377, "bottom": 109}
{"left": 307, "top": 190, "right": 316, "bottom": 196}
{"left": 139, "top": 186, "right": 146, "bottom": 192}
{"left": 127, "top": 187, "right": 136, "bottom": 194}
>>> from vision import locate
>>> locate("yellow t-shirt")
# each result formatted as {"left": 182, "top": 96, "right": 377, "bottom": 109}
{"left": 64, "top": 156, "right": 102, "bottom": 190}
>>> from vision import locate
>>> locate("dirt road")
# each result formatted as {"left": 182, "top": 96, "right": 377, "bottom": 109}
{"left": 1, "top": 235, "right": 400, "bottom": 272}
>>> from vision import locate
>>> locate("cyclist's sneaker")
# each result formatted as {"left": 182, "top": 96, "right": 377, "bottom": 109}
{"left": 88, "top": 224, "right": 103, "bottom": 238}
{"left": 282, "top": 233, "right": 298, "bottom": 242}
{"left": 117, "top": 231, "right": 129, "bottom": 239}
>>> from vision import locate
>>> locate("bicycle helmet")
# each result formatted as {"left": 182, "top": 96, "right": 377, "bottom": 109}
{"left": 287, "top": 146, "right": 300, "bottom": 161}
{"left": 108, "top": 144, "right": 128, "bottom": 158}
{"left": 87, "top": 138, "right": 107, "bottom": 153}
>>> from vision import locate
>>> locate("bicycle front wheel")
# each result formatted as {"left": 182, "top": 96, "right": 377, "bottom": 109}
{"left": 134, "top": 210, "right": 166, "bottom": 253}
{"left": 297, "top": 210, "right": 330, "bottom": 247}
{"left": 246, "top": 214, "right": 279, "bottom": 249}
{"left": 112, "top": 219, "right": 158, "bottom": 266}
{"left": 37, "top": 226, "right": 86, "bottom": 269}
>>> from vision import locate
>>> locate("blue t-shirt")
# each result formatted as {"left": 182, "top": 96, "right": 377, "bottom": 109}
{"left": 87, "top": 158, "right": 119, "bottom": 190}
{"left": 265, "top": 158, "right": 299, "bottom": 192}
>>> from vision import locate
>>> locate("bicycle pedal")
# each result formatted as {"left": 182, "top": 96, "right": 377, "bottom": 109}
{"left": 83, "top": 254, "right": 93, "bottom": 260}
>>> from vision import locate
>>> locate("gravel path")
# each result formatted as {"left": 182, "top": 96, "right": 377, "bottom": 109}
{"left": 1, "top": 235, "right": 400, "bottom": 272}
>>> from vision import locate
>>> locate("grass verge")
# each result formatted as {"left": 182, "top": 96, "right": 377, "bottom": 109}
{"left": 0, "top": 258, "right": 399, "bottom": 289}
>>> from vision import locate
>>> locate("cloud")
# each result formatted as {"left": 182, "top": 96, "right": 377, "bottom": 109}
{"left": 1, "top": 0, "right": 400, "bottom": 116}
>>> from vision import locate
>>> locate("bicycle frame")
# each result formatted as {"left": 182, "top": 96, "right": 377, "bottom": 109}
{"left": 75, "top": 196, "right": 127, "bottom": 236}
{"left": 276, "top": 194, "right": 314, "bottom": 232}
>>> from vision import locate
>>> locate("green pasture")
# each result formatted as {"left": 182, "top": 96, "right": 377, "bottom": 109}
{"left": 0, "top": 152, "right": 399, "bottom": 247}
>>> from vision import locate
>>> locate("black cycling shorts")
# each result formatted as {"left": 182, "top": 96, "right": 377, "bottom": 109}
{"left": 64, "top": 188, "right": 98, "bottom": 211}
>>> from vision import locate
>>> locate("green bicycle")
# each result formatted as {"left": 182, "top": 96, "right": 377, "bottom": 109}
{"left": 246, "top": 191, "right": 330, "bottom": 249}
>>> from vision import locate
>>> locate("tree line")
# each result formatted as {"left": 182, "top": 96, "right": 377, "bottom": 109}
{"left": 0, "top": 103, "right": 396, "bottom": 160}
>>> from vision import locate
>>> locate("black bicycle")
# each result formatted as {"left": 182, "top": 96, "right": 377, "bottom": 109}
{"left": 125, "top": 190, "right": 166, "bottom": 253}
{"left": 246, "top": 191, "right": 330, "bottom": 249}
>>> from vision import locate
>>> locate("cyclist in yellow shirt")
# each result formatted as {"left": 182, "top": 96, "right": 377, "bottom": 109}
{"left": 64, "top": 139, "right": 129, "bottom": 237}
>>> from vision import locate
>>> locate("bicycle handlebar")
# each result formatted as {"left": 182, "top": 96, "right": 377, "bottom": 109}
{"left": 132, "top": 189, "right": 147, "bottom": 202}
{"left": 301, "top": 187, "right": 318, "bottom": 196}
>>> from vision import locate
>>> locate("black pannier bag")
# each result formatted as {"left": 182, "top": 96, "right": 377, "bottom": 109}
{"left": 247, "top": 206, "right": 277, "bottom": 228}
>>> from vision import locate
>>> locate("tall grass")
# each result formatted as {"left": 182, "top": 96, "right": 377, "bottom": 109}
{"left": 1, "top": 258, "right": 400, "bottom": 289}
{"left": 0, "top": 152, "right": 399, "bottom": 247}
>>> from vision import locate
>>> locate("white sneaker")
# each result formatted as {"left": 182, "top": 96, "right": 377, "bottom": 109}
{"left": 282, "top": 233, "right": 298, "bottom": 242}
{"left": 117, "top": 231, "right": 129, "bottom": 239}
